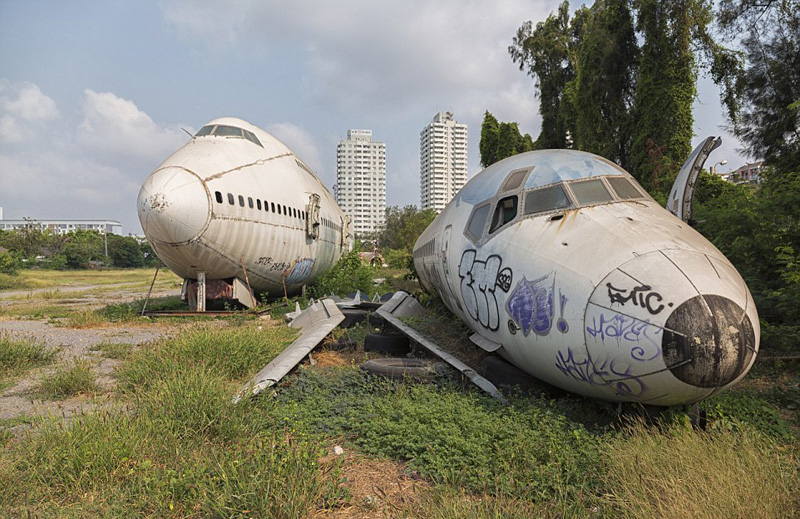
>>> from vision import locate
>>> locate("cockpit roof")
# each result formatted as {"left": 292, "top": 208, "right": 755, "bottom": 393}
{"left": 458, "top": 149, "right": 629, "bottom": 205}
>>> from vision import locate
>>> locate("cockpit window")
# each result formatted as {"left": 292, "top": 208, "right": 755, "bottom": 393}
{"left": 194, "top": 124, "right": 263, "bottom": 147}
{"left": 195, "top": 125, "right": 214, "bottom": 137}
{"left": 569, "top": 179, "right": 613, "bottom": 205}
{"left": 465, "top": 203, "right": 491, "bottom": 242}
{"left": 214, "top": 125, "right": 243, "bottom": 137}
{"left": 243, "top": 129, "right": 262, "bottom": 147}
{"left": 607, "top": 177, "right": 643, "bottom": 200}
{"left": 524, "top": 184, "right": 572, "bottom": 215}
{"left": 489, "top": 196, "right": 518, "bottom": 233}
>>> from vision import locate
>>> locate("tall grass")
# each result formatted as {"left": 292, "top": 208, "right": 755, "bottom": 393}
{"left": 0, "top": 323, "right": 339, "bottom": 517}
{"left": 0, "top": 332, "right": 57, "bottom": 384}
{"left": 39, "top": 360, "right": 98, "bottom": 399}
{"left": 601, "top": 420, "right": 799, "bottom": 518}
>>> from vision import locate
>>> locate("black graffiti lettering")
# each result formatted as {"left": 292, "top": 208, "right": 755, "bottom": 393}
{"left": 606, "top": 283, "right": 668, "bottom": 315}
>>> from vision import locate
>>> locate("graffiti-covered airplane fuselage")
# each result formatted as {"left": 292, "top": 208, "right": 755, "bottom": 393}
{"left": 138, "top": 117, "right": 349, "bottom": 304}
{"left": 413, "top": 145, "right": 758, "bottom": 406}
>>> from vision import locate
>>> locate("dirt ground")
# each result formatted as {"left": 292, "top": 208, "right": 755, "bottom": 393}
{"left": 0, "top": 283, "right": 176, "bottom": 430}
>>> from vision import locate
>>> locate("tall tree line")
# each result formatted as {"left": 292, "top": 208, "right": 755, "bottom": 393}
{"left": 507, "top": 0, "right": 743, "bottom": 191}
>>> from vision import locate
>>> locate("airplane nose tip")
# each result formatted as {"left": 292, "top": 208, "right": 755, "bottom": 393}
{"left": 137, "top": 167, "right": 210, "bottom": 244}
{"left": 662, "top": 295, "right": 756, "bottom": 389}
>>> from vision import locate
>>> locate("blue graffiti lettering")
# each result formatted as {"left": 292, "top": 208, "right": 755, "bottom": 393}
{"left": 506, "top": 273, "right": 568, "bottom": 336}
{"left": 283, "top": 258, "right": 315, "bottom": 285}
{"left": 586, "top": 313, "right": 662, "bottom": 361}
{"left": 554, "top": 348, "right": 646, "bottom": 397}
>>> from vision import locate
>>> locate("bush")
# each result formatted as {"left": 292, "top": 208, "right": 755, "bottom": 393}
{"left": 39, "top": 361, "right": 97, "bottom": 399}
{"left": 0, "top": 251, "right": 21, "bottom": 275}
{"left": 309, "top": 250, "right": 374, "bottom": 297}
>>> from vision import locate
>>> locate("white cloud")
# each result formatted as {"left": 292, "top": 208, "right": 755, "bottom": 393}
{"left": 1, "top": 81, "right": 194, "bottom": 233}
{"left": 161, "top": 0, "right": 556, "bottom": 119}
{"left": 77, "top": 89, "right": 188, "bottom": 166}
{"left": 0, "top": 80, "right": 59, "bottom": 144}
{"left": 266, "top": 122, "right": 323, "bottom": 173}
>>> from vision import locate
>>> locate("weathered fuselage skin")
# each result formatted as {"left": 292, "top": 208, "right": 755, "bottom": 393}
{"left": 413, "top": 150, "right": 758, "bottom": 406}
{"left": 138, "top": 117, "right": 348, "bottom": 296}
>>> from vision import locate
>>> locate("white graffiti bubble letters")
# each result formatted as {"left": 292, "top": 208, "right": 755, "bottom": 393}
{"left": 458, "top": 250, "right": 511, "bottom": 331}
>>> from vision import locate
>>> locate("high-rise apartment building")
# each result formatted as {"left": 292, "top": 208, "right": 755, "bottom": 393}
{"left": 336, "top": 129, "right": 386, "bottom": 237}
{"left": 420, "top": 111, "right": 468, "bottom": 212}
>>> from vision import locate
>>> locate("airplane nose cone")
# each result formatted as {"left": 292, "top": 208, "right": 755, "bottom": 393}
{"left": 662, "top": 295, "right": 756, "bottom": 388}
{"left": 585, "top": 249, "right": 759, "bottom": 403}
{"left": 137, "top": 167, "right": 210, "bottom": 244}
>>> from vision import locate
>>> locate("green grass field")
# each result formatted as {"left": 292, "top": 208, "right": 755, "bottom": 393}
{"left": 0, "top": 271, "right": 797, "bottom": 518}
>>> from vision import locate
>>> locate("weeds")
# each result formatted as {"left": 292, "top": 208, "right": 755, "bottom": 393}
{"left": 601, "top": 420, "right": 800, "bottom": 519}
{"left": 39, "top": 360, "right": 97, "bottom": 399}
{"left": 89, "top": 341, "right": 134, "bottom": 360}
{"left": 0, "top": 332, "right": 57, "bottom": 383}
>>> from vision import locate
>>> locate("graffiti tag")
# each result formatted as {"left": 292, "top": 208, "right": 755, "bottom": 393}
{"left": 606, "top": 283, "right": 672, "bottom": 315}
{"left": 586, "top": 313, "right": 662, "bottom": 361}
{"left": 284, "top": 258, "right": 315, "bottom": 285}
{"left": 506, "top": 273, "right": 569, "bottom": 336}
{"left": 554, "top": 348, "right": 646, "bottom": 397}
{"left": 459, "top": 250, "right": 512, "bottom": 331}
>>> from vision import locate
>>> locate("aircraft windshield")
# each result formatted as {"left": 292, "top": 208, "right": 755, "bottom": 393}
{"left": 194, "top": 125, "right": 263, "bottom": 147}
{"left": 458, "top": 149, "right": 627, "bottom": 205}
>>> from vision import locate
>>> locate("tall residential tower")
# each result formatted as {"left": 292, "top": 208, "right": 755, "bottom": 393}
{"left": 336, "top": 129, "right": 386, "bottom": 237}
{"left": 419, "top": 111, "right": 467, "bottom": 212}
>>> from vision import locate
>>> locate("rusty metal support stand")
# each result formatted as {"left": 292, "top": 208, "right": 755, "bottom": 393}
{"left": 240, "top": 257, "right": 257, "bottom": 307}
{"left": 197, "top": 271, "right": 206, "bottom": 312}
{"left": 140, "top": 264, "right": 161, "bottom": 316}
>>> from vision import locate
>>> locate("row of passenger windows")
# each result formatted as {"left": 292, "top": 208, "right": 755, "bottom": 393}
{"left": 414, "top": 237, "right": 436, "bottom": 259}
{"left": 466, "top": 176, "right": 645, "bottom": 241}
{"left": 214, "top": 191, "right": 308, "bottom": 221}
{"left": 213, "top": 191, "right": 342, "bottom": 232}
{"left": 195, "top": 125, "right": 263, "bottom": 148}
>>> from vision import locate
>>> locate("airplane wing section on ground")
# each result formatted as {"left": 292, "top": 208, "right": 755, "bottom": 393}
{"left": 376, "top": 292, "right": 508, "bottom": 404}
{"left": 233, "top": 298, "right": 344, "bottom": 403}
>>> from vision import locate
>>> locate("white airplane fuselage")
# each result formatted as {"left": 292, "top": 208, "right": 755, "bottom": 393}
{"left": 414, "top": 149, "right": 758, "bottom": 406}
{"left": 138, "top": 117, "right": 348, "bottom": 299}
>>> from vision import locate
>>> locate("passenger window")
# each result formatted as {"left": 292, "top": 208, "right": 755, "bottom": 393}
{"left": 257, "top": 199, "right": 262, "bottom": 210}
{"left": 524, "top": 185, "right": 572, "bottom": 215}
{"left": 271, "top": 202, "right": 275, "bottom": 212}
{"left": 465, "top": 203, "right": 490, "bottom": 241}
{"left": 248, "top": 197, "right": 254, "bottom": 209}
{"left": 489, "top": 196, "right": 518, "bottom": 233}
{"left": 277, "top": 205, "right": 282, "bottom": 215}
{"left": 608, "top": 177, "right": 643, "bottom": 199}
{"left": 227, "top": 193, "right": 234, "bottom": 205}
{"left": 215, "top": 191, "right": 223, "bottom": 204}
{"left": 263, "top": 200, "right": 268, "bottom": 211}
{"left": 570, "top": 179, "right": 613, "bottom": 205}
{"left": 238, "top": 195, "right": 245, "bottom": 207}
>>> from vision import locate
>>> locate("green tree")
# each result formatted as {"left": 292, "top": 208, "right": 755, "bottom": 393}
{"left": 380, "top": 205, "right": 437, "bottom": 253}
{"left": 572, "top": 0, "right": 638, "bottom": 166}
{"left": 718, "top": 0, "right": 800, "bottom": 171}
{"left": 479, "top": 111, "right": 501, "bottom": 167}
{"left": 509, "top": 1, "right": 577, "bottom": 149}
{"left": 107, "top": 234, "right": 145, "bottom": 268}
{"left": 480, "top": 111, "right": 535, "bottom": 168}
{"left": 62, "top": 230, "right": 104, "bottom": 269}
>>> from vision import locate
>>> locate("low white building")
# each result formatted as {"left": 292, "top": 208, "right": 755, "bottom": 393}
{"left": 0, "top": 216, "right": 122, "bottom": 235}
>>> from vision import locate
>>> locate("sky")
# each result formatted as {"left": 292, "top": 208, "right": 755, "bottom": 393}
{"left": 0, "top": 0, "right": 748, "bottom": 235}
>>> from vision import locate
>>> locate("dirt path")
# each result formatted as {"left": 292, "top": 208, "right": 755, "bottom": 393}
{"left": 0, "top": 286, "right": 177, "bottom": 432}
